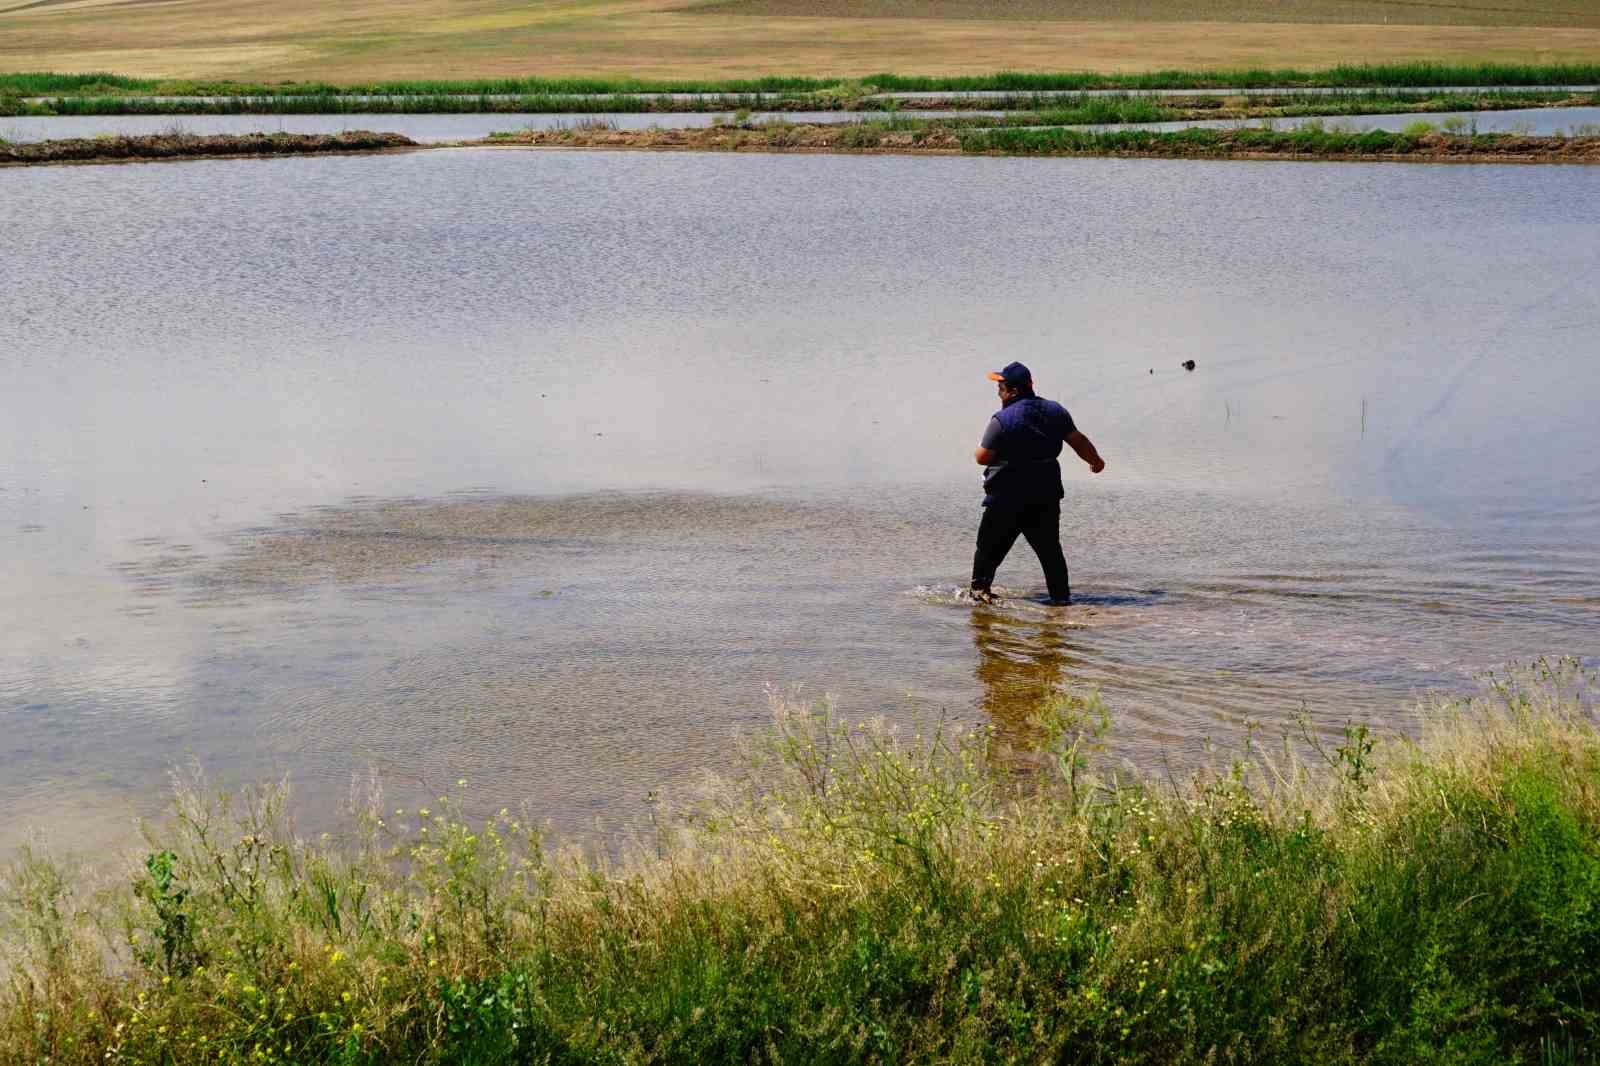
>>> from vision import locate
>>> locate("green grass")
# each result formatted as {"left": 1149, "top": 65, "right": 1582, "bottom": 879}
{"left": 955, "top": 123, "right": 1545, "bottom": 156}
{"left": 3, "top": 660, "right": 1599, "bottom": 1063}
{"left": 0, "top": 130, "right": 416, "bottom": 164}
{"left": 7, "top": 87, "right": 1589, "bottom": 123}
{"left": 3, "top": 61, "right": 1600, "bottom": 101}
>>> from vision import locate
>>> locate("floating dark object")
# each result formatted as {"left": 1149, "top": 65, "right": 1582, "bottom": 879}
{"left": 1149, "top": 368, "right": 1154, "bottom": 374}
{"left": 1181, "top": 359, "right": 1197, "bottom": 371}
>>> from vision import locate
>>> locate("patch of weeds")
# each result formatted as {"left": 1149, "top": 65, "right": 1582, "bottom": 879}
{"left": 833, "top": 122, "right": 884, "bottom": 149}
{"left": 1402, "top": 119, "right": 1439, "bottom": 135}
{"left": 132, "top": 850, "right": 200, "bottom": 977}
{"left": 547, "top": 115, "right": 617, "bottom": 133}
{"left": 758, "top": 117, "right": 800, "bottom": 147}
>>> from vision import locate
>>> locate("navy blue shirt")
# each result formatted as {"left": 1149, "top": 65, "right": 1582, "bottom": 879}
{"left": 979, "top": 395, "right": 1075, "bottom": 505}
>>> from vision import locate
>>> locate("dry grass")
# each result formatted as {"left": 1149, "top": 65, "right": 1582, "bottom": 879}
{"left": 694, "top": 0, "right": 1600, "bottom": 28}
{"left": 1, "top": 0, "right": 1599, "bottom": 82}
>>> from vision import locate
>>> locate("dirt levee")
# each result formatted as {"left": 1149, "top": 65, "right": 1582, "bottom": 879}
{"left": 0, "top": 129, "right": 416, "bottom": 165}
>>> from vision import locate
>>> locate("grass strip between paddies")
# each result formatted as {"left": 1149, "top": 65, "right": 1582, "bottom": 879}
{"left": 4, "top": 88, "right": 1596, "bottom": 119}
{"left": 4, "top": 61, "right": 1600, "bottom": 99}
{"left": 9, "top": 125, "right": 1600, "bottom": 166}
{"left": 0, "top": 130, "right": 418, "bottom": 165}
{"left": 479, "top": 121, "right": 1600, "bottom": 163}
{"left": 957, "top": 124, "right": 1600, "bottom": 160}
{"left": 3, "top": 661, "right": 1598, "bottom": 1063}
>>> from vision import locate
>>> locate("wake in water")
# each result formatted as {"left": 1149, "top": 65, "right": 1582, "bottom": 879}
{"left": 909, "top": 582, "right": 1151, "bottom": 624}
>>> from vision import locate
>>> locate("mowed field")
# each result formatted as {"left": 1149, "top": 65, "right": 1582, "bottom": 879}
{"left": 1, "top": 0, "right": 1599, "bottom": 85}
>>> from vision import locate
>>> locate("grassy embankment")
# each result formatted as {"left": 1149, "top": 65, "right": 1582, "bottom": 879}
{"left": 9, "top": 123, "right": 1600, "bottom": 166}
{"left": 0, "top": 131, "right": 416, "bottom": 165}
{"left": 485, "top": 119, "right": 1600, "bottom": 162}
{"left": 5, "top": 62, "right": 1600, "bottom": 99}
{"left": 3, "top": 661, "right": 1598, "bottom": 1063}
{"left": 1, "top": 88, "right": 1596, "bottom": 120}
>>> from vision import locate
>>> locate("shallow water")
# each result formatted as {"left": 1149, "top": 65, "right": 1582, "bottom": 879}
{"left": 2, "top": 149, "right": 1597, "bottom": 856}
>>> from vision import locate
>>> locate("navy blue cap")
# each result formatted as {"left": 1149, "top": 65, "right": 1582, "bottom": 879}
{"left": 986, "top": 361, "right": 1032, "bottom": 387}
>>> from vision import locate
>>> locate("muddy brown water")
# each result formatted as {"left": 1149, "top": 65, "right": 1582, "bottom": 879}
{"left": 2, "top": 149, "right": 1598, "bottom": 857}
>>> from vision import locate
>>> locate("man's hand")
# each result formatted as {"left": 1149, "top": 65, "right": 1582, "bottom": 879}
{"left": 975, "top": 446, "right": 997, "bottom": 466}
{"left": 1066, "top": 430, "right": 1105, "bottom": 474}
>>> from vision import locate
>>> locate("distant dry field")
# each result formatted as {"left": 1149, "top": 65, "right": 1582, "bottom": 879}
{"left": 2, "top": 0, "right": 1598, "bottom": 82}
{"left": 694, "top": 0, "right": 1600, "bottom": 27}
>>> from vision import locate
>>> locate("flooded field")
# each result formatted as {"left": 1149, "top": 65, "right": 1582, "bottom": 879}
{"left": 2, "top": 149, "right": 1597, "bottom": 857}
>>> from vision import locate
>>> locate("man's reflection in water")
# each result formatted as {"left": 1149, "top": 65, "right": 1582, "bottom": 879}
{"left": 971, "top": 607, "right": 1085, "bottom": 774}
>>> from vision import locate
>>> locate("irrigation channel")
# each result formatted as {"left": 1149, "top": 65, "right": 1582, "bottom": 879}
{"left": 7, "top": 106, "right": 1600, "bottom": 145}
{"left": 3, "top": 149, "right": 1597, "bottom": 859}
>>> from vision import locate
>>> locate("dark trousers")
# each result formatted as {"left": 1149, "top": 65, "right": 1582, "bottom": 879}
{"left": 972, "top": 497, "right": 1070, "bottom": 603}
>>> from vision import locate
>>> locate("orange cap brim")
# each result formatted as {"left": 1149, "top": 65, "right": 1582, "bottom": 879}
{"left": 986, "top": 371, "right": 1005, "bottom": 382}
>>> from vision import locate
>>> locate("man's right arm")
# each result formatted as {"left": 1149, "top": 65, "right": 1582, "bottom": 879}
{"left": 974, "top": 415, "right": 1002, "bottom": 465}
{"left": 1066, "top": 430, "right": 1106, "bottom": 474}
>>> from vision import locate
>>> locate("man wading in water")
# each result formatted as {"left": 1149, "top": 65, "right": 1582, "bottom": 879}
{"left": 971, "top": 362, "right": 1105, "bottom": 606}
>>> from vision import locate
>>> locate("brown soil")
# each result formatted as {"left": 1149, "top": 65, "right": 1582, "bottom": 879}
{"left": 0, "top": 130, "right": 417, "bottom": 166}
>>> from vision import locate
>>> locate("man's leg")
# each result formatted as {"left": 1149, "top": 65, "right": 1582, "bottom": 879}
{"left": 972, "top": 502, "right": 1024, "bottom": 595}
{"left": 1020, "top": 499, "right": 1071, "bottom": 604}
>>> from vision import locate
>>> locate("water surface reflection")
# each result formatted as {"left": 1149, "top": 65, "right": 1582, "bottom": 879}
{"left": 3, "top": 149, "right": 1597, "bottom": 857}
